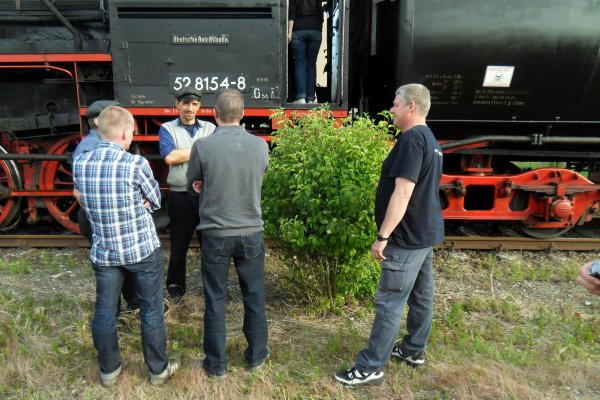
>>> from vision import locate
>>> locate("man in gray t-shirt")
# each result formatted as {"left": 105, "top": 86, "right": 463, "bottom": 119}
{"left": 187, "top": 89, "right": 269, "bottom": 378}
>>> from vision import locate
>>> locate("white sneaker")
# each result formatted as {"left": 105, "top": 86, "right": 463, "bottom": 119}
{"left": 307, "top": 99, "right": 318, "bottom": 104}
{"left": 334, "top": 367, "right": 384, "bottom": 387}
{"left": 292, "top": 98, "right": 306, "bottom": 104}
{"left": 150, "top": 357, "right": 180, "bottom": 386}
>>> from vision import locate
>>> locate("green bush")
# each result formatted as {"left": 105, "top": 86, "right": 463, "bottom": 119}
{"left": 263, "top": 108, "right": 393, "bottom": 307}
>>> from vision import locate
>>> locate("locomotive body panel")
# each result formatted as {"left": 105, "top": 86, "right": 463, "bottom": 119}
{"left": 109, "top": 0, "right": 285, "bottom": 108}
{"left": 368, "top": 0, "right": 600, "bottom": 125}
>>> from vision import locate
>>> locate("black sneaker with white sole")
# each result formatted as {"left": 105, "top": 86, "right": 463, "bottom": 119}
{"left": 391, "top": 344, "right": 425, "bottom": 367}
{"left": 167, "top": 284, "right": 185, "bottom": 300}
{"left": 334, "top": 367, "right": 384, "bottom": 387}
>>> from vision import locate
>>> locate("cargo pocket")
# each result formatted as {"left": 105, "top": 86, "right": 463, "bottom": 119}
{"left": 378, "top": 260, "right": 409, "bottom": 292}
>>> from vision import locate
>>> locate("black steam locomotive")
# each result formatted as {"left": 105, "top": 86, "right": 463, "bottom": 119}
{"left": 1, "top": 0, "right": 600, "bottom": 238}
{"left": 0, "top": 0, "right": 349, "bottom": 232}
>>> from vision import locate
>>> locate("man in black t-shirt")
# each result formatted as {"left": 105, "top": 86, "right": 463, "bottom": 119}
{"left": 336, "top": 84, "right": 444, "bottom": 387}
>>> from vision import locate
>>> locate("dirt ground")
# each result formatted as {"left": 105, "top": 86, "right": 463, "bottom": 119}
{"left": 1, "top": 246, "right": 597, "bottom": 313}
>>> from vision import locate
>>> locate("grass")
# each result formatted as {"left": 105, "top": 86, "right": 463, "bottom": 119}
{"left": 0, "top": 258, "right": 32, "bottom": 274}
{"left": 0, "top": 247, "right": 598, "bottom": 399}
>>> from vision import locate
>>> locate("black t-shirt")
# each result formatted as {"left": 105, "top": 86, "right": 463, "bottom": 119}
{"left": 289, "top": 0, "right": 323, "bottom": 31}
{"left": 374, "top": 125, "right": 444, "bottom": 248}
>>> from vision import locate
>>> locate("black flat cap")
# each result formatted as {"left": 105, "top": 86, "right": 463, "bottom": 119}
{"left": 175, "top": 88, "right": 202, "bottom": 101}
{"left": 85, "top": 100, "right": 119, "bottom": 117}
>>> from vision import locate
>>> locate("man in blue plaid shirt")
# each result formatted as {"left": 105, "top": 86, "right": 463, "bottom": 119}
{"left": 73, "top": 106, "right": 178, "bottom": 387}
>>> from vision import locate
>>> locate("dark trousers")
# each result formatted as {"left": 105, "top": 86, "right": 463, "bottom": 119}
{"left": 166, "top": 191, "right": 201, "bottom": 293}
{"left": 78, "top": 208, "right": 139, "bottom": 310}
{"left": 201, "top": 232, "right": 269, "bottom": 375}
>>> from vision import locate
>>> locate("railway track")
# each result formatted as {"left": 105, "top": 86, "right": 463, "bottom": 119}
{"left": 0, "top": 234, "right": 599, "bottom": 251}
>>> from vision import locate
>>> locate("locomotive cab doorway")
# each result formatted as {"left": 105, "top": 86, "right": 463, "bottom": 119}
{"left": 286, "top": 0, "right": 348, "bottom": 108}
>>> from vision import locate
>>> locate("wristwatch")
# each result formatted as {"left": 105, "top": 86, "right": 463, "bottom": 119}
{"left": 376, "top": 234, "right": 389, "bottom": 242}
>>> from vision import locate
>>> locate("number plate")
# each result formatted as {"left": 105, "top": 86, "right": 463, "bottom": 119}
{"left": 169, "top": 74, "right": 248, "bottom": 93}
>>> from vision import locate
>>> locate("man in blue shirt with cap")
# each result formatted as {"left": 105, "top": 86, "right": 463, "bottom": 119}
{"left": 159, "top": 88, "right": 216, "bottom": 299}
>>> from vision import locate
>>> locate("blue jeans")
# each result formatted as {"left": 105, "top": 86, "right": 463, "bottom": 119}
{"left": 201, "top": 232, "right": 269, "bottom": 375}
{"left": 91, "top": 248, "right": 168, "bottom": 375}
{"left": 291, "top": 29, "right": 322, "bottom": 101}
{"left": 79, "top": 207, "right": 139, "bottom": 311}
{"left": 355, "top": 246, "right": 434, "bottom": 373}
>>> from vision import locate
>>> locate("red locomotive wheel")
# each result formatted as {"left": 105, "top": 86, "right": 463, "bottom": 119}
{"left": 39, "top": 134, "right": 81, "bottom": 233}
{"left": 0, "top": 146, "right": 23, "bottom": 230}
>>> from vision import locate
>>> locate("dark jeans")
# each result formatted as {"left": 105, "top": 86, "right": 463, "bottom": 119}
{"left": 201, "top": 232, "right": 268, "bottom": 375}
{"left": 78, "top": 208, "right": 139, "bottom": 310}
{"left": 166, "top": 191, "right": 201, "bottom": 292}
{"left": 291, "top": 29, "right": 322, "bottom": 101}
{"left": 91, "top": 248, "right": 168, "bottom": 375}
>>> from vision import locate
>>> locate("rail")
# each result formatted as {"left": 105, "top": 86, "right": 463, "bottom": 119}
{"left": 1, "top": 235, "right": 599, "bottom": 251}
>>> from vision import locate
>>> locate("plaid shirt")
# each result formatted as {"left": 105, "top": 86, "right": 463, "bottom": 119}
{"left": 73, "top": 141, "right": 161, "bottom": 267}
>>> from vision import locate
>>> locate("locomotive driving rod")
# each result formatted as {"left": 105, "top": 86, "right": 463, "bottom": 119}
{"left": 0, "top": 154, "right": 164, "bottom": 161}
{"left": 440, "top": 135, "right": 600, "bottom": 150}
